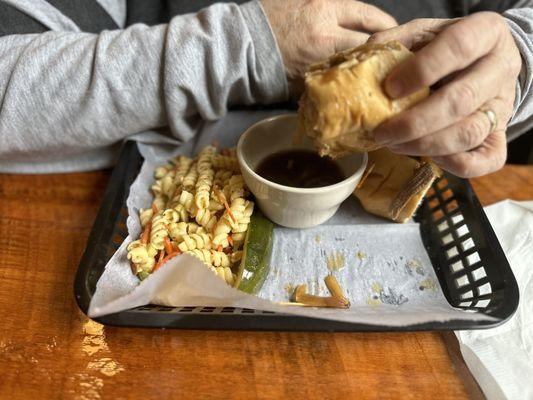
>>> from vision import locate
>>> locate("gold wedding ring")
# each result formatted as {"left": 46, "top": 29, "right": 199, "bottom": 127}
{"left": 480, "top": 107, "right": 497, "bottom": 134}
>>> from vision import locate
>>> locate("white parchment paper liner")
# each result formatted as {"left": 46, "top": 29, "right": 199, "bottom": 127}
{"left": 88, "top": 111, "right": 495, "bottom": 326}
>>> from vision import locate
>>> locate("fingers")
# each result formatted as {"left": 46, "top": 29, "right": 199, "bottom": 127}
{"left": 384, "top": 13, "right": 503, "bottom": 98}
{"left": 368, "top": 18, "right": 453, "bottom": 50}
{"left": 388, "top": 98, "right": 508, "bottom": 156}
{"left": 336, "top": 0, "right": 397, "bottom": 32}
{"left": 374, "top": 53, "right": 508, "bottom": 146}
{"left": 334, "top": 29, "right": 370, "bottom": 52}
{"left": 431, "top": 131, "right": 507, "bottom": 178}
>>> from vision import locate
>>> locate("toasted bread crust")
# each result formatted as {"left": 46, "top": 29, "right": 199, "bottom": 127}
{"left": 299, "top": 41, "right": 429, "bottom": 158}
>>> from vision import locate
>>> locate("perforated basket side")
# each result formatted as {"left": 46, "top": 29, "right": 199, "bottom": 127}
{"left": 415, "top": 174, "right": 519, "bottom": 321}
{"left": 74, "top": 141, "right": 143, "bottom": 313}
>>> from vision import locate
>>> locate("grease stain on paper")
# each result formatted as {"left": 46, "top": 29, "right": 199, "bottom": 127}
{"left": 326, "top": 251, "right": 345, "bottom": 271}
{"left": 367, "top": 282, "right": 383, "bottom": 306}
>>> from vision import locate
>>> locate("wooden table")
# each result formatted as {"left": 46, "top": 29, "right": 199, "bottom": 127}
{"left": 1, "top": 165, "right": 532, "bottom": 400}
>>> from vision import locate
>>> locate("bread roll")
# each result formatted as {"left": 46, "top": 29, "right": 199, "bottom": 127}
{"left": 354, "top": 148, "right": 441, "bottom": 223}
{"left": 299, "top": 41, "right": 429, "bottom": 158}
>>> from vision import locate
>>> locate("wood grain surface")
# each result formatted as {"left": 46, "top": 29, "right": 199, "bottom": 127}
{"left": 1, "top": 165, "right": 532, "bottom": 400}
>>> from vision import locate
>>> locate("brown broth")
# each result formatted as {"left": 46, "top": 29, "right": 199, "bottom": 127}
{"left": 255, "top": 150, "right": 345, "bottom": 188}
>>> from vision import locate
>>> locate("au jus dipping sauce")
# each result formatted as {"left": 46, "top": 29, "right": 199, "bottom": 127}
{"left": 255, "top": 150, "right": 345, "bottom": 188}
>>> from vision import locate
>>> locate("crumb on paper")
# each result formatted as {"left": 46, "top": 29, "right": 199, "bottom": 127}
{"left": 284, "top": 283, "right": 295, "bottom": 296}
{"left": 356, "top": 250, "right": 367, "bottom": 260}
{"left": 406, "top": 258, "right": 424, "bottom": 275}
{"left": 314, "top": 235, "right": 321, "bottom": 244}
{"left": 419, "top": 278, "right": 437, "bottom": 291}
{"left": 371, "top": 282, "right": 382, "bottom": 294}
{"left": 326, "top": 251, "right": 345, "bottom": 271}
{"left": 380, "top": 287, "right": 409, "bottom": 306}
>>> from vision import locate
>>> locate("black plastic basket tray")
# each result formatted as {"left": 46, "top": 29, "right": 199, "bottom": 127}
{"left": 75, "top": 141, "right": 519, "bottom": 331}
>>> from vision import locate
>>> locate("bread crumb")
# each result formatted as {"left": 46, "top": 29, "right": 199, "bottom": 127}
{"left": 284, "top": 283, "right": 295, "bottom": 295}
{"left": 419, "top": 278, "right": 437, "bottom": 291}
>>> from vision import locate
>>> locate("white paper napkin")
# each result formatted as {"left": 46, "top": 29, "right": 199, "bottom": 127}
{"left": 455, "top": 200, "right": 533, "bottom": 400}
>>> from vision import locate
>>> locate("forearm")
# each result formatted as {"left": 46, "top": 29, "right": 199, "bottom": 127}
{"left": 0, "top": 1, "right": 288, "bottom": 161}
{"left": 504, "top": 7, "right": 533, "bottom": 140}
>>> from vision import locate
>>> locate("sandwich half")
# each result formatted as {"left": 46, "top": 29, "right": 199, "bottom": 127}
{"left": 299, "top": 41, "right": 429, "bottom": 158}
{"left": 354, "top": 148, "right": 442, "bottom": 223}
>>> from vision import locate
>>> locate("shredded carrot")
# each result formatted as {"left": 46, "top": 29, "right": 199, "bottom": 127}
{"left": 227, "top": 235, "right": 234, "bottom": 246}
{"left": 217, "top": 244, "right": 223, "bottom": 252}
{"left": 154, "top": 251, "right": 181, "bottom": 272}
{"left": 221, "top": 198, "right": 236, "bottom": 223}
{"left": 151, "top": 203, "right": 158, "bottom": 214}
{"left": 172, "top": 188, "right": 181, "bottom": 198}
{"left": 164, "top": 237, "right": 174, "bottom": 254}
{"left": 162, "top": 251, "right": 180, "bottom": 263}
{"left": 153, "top": 250, "right": 165, "bottom": 271}
{"left": 225, "top": 202, "right": 236, "bottom": 223}
{"left": 216, "top": 190, "right": 236, "bottom": 224}
{"left": 130, "top": 262, "right": 139, "bottom": 275}
{"left": 140, "top": 222, "right": 152, "bottom": 245}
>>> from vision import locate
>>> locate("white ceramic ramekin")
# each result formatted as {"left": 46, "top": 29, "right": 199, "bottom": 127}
{"left": 237, "top": 114, "right": 367, "bottom": 228}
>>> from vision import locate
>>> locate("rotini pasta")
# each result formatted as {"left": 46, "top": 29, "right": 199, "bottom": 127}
{"left": 168, "top": 221, "right": 188, "bottom": 242}
{"left": 194, "top": 146, "right": 216, "bottom": 210}
{"left": 127, "top": 240, "right": 156, "bottom": 273}
{"left": 182, "top": 162, "right": 198, "bottom": 191}
{"left": 154, "top": 164, "right": 172, "bottom": 179}
{"left": 178, "top": 190, "right": 194, "bottom": 212}
{"left": 177, "top": 233, "right": 211, "bottom": 252}
{"left": 212, "top": 154, "right": 240, "bottom": 172}
{"left": 213, "top": 169, "right": 233, "bottom": 189}
{"left": 139, "top": 208, "right": 153, "bottom": 228}
{"left": 172, "top": 203, "right": 189, "bottom": 223}
{"left": 195, "top": 207, "right": 217, "bottom": 231}
{"left": 152, "top": 196, "right": 166, "bottom": 213}
{"left": 223, "top": 174, "right": 246, "bottom": 202}
{"left": 128, "top": 145, "right": 255, "bottom": 285}
{"left": 170, "top": 155, "right": 193, "bottom": 193}
{"left": 150, "top": 212, "right": 168, "bottom": 251}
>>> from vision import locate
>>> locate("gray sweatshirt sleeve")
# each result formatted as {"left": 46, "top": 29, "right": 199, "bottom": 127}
{"left": 504, "top": 7, "right": 533, "bottom": 140}
{"left": 0, "top": 1, "right": 288, "bottom": 163}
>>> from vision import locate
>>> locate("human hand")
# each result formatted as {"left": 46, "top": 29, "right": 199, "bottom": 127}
{"left": 260, "top": 0, "right": 397, "bottom": 91}
{"left": 369, "top": 13, "right": 522, "bottom": 178}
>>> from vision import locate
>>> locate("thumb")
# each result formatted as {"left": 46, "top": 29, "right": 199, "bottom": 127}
{"left": 334, "top": 29, "right": 370, "bottom": 52}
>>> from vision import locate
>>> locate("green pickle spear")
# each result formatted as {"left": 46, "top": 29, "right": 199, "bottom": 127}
{"left": 234, "top": 210, "right": 274, "bottom": 294}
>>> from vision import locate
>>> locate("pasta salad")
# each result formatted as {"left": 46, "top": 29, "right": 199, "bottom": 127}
{"left": 127, "top": 146, "right": 254, "bottom": 285}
